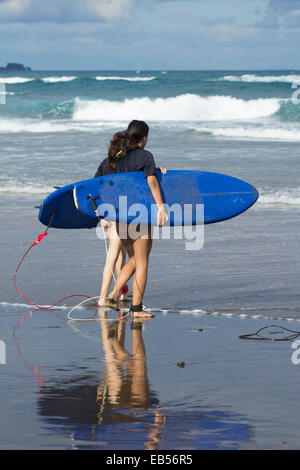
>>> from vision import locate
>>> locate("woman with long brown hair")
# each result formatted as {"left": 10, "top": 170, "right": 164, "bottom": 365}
{"left": 95, "top": 120, "right": 168, "bottom": 318}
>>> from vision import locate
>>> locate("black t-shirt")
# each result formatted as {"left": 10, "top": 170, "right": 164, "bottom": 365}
{"left": 94, "top": 148, "right": 157, "bottom": 179}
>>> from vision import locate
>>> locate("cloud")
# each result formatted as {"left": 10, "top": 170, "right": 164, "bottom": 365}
{"left": 255, "top": 9, "right": 279, "bottom": 29}
{"left": 0, "top": 0, "right": 31, "bottom": 18}
{"left": 267, "top": 0, "right": 300, "bottom": 13}
{"left": 0, "top": 0, "right": 135, "bottom": 22}
{"left": 83, "top": 0, "right": 134, "bottom": 20}
{"left": 257, "top": 0, "right": 300, "bottom": 28}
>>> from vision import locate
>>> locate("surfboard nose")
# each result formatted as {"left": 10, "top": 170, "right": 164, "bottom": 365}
{"left": 252, "top": 185, "right": 259, "bottom": 203}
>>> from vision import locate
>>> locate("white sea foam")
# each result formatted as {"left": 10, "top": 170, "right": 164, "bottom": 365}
{"left": 73, "top": 94, "right": 281, "bottom": 121}
{"left": 222, "top": 74, "right": 300, "bottom": 84}
{"left": 0, "top": 77, "right": 34, "bottom": 84}
{"left": 95, "top": 76, "right": 156, "bottom": 82}
{"left": 41, "top": 76, "right": 77, "bottom": 83}
{"left": 258, "top": 190, "right": 300, "bottom": 207}
{"left": 0, "top": 117, "right": 122, "bottom": 133}
{"left": 0, "top": 179, "right": 52, "bottom": 194}
{"left": 0, "top": 301, "right": 69, "bottom": 310}
{"left": 191, "top": 123, "right": 300, "bottom": 141}
{"left": 146, "top": 307, "right": 300, "bottom": 321}
{"left": 2, "top": 302, "right": 299, "bottom": 321}
{"left": 0, "top": 94, "right": 294, "bottom": 139}
{"left": 0, "top": 118, "right": 72, "bottom": 133}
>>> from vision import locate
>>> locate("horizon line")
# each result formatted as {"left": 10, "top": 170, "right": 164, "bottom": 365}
{"left": 1, "top": 67, "right": 300, "bottom": 73}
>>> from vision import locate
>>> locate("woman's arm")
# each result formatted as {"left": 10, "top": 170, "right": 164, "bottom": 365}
{"left": 147, "top": 175, "right": 168, "bottom": 227}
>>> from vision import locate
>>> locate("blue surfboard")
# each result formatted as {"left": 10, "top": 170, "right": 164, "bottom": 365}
{"left": 38, "top": 183, "right": 98, "bottom": 229}
{"left": 72, "top": 170, "right": 258, "bottom": 226}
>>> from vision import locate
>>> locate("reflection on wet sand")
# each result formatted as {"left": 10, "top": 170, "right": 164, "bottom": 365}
{"left": 37, "top": 310, "right": 165, "bottom": 450}
{"left": 36, "top": 310, "right": 252, "bottom": 450}
{"left": 95, "top": 310, "right": 166, "bottom": 449}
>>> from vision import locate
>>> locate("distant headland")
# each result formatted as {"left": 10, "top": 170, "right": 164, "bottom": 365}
{"left": 0, "top": 62, "right": 32, "bottom": 71}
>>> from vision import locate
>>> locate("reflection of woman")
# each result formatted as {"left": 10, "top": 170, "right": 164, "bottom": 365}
{"left": 36, "top": 313, "right": 165, "bottom": 449}
{"left": 98, "top": 311, "right": 159, "bottom": 410}
{"left": 36, "top": 313, "right": 252, "bottom": 449}
{"left": 94, "top": 120, "right": 168, "bottom": 318}
{"left": 96, "top": 311, "right": 166, "bottom": 448}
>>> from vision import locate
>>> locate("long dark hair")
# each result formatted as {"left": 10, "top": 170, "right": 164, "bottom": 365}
{"left": 108, "top": 120, "right": 149, "bottom": 170}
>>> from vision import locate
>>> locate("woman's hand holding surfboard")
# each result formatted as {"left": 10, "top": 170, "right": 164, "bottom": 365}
{"left": 157, "top": 204, "right": 169, "bottom": 227}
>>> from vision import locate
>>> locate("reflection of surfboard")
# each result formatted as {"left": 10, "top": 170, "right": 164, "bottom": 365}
{"left": 73, "top": 170, "right": 259, "bottom": 226}
{"left": 38, "top": 183, "right": 98, "bottom": 229}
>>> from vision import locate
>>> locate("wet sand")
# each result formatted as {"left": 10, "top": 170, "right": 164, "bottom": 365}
{"left": 1, "top": 196, "right": 300, "bottom": 449}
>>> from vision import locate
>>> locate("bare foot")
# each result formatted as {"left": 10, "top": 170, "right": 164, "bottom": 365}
{"left": 97, "top": 297, "right": 118, "bottom": 309}
{"left": 131, "top": 309, "right": 155, "bottom": 318}
{"left": 98, "top": 297, "right": 106, "bottom": 307}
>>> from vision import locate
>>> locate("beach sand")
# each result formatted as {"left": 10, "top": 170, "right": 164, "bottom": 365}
{"left": 1, "top": 196, "right": 300, "bottom": 450}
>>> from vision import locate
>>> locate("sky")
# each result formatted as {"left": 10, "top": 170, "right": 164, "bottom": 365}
{"left": 0, "top": 0, "right": 300, "bottom": 70}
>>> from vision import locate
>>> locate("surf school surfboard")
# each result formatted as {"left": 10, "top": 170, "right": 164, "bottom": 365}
{"left": 72, "top": 170, "right": 259, "bottom": 226}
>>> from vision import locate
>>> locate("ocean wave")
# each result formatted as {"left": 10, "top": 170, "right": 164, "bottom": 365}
{"left": 0, "top": 117, "right": 119, "bottom": 133}
{"left": 0, "top": 75, "right": 157, "bottom": 86}
{"left": 191, "top": 123, "right": 300, "bottom": 141}
{"left": 258, "top": 190, "right": 300, "bottom": 207}
{"left": 0, "top": 178, "right": 52, "bottom": 194}
{"left": 0, "top": 118, "right": 75, "bottom": 133}
{"left": 41, "top": 76, "right": 77, "bottom": 83}
{"left": 0, "top": 97, "right": 74, "bottom": 120}
{"left": 95, "top": 76, "right": 157, "bottom": 82}
{"left": 73, "top": 94, "right": 281, "bottom": 121}
{"left": 2, "top": 93, "right": 299, "bottom": 123}
{"left": 1, "top": 94, "right": 299, "bottom": 135}
{"left": 0, "top": 77, "right": 35, "bottom": 84}
{"left": 222, "top": 74, "right": 300, "bottom": 84}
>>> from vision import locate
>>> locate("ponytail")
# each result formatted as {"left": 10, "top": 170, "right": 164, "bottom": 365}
{"left": 108, "top": 120, "right": 149, "bottom": 170}
{"left": 108, "top": 131, "right": 126, "bottom": 170}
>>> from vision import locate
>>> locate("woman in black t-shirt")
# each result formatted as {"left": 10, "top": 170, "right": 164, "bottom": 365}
{"left": 96, "top": 120, "right": 168, "bottom": 318}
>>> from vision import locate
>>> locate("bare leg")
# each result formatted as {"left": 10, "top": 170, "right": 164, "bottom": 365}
{"left": 109, "top": 238, "right": 135, "bottom": 301}
{"left": 132, "top": 237, "right": 152, "bottom": 306}
{"left": 109, "top": 225, "right": 154, "bottom": 318}
{"left": 131, "top": 234, "right": 154, "bottom": 318}
{"left": 115, "top": 245, "right": 126, "bottom": 277}
{"left": 117, "top": 245, "right": 132, "bottom": 301}
{"left": 98, "top": 221, "right": 122, "bottom": 306}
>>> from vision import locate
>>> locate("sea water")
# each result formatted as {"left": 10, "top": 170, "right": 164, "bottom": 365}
{"left": 0, "top": 70, "right": 300, "bottom": 201}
